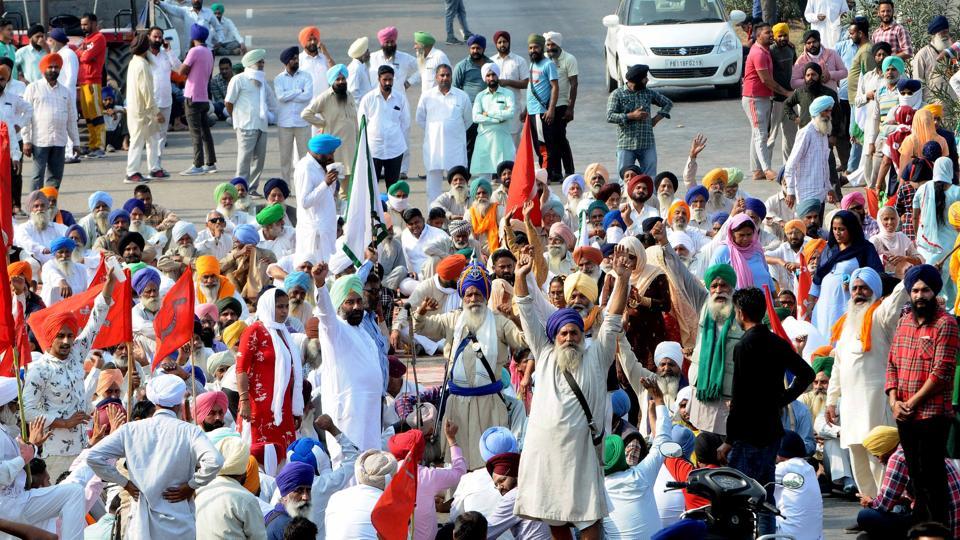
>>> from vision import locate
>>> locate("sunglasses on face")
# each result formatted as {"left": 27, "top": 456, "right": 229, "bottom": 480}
{"left": 208, "top": 217, "right": 226, "bottom": 224}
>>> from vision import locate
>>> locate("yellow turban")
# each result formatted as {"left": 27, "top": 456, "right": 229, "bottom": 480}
{"left": 950, "top": 202, "right": 960, "bottom": 228}
{"left": 784, "top": 219, "right": 806, "bottom": 235}
{"left": 222, "top": 321, "right": 248, "bottom": 349}
{"left": 195, "top": 255, "right": 221, "bottom": 277}
{"left": 772, "top": 23, "right": 790, "bottom": 37}
{"left": 923, "top": 103, "right": 944, "bottom": 119}
{"left": 862, "top": 426, "right": 900, "bottom": 457}
{"left": 702, "top": 168, "right": 728, "bottom": 189}
{"left": 563, "top": 271, "right": 599, "bottom": 304}
{"left": 584, "top": 163, "right": 609, "bottom": 183}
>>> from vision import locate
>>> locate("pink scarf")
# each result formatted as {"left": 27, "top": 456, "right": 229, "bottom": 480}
{"left": 724, "top": 214, "right": 763, "bottom": 288}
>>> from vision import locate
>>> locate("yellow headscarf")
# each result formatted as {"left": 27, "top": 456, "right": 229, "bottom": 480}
{"left": 862, "top": 426, "right": 900, "bottom": 457}
{"left": 702, "top": 168, "right": 728, "bottom": 189}
{"left": 222, "top": 321, "right": 248, "bottom": 349}
{"left": 923, "top": 103, "right": 944, "bottom": 119}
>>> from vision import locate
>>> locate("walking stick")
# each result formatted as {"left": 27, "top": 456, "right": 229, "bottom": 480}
{"left": 935, "top": 242, "right": 960, "bottom": 271}
{"left": 403, "top": 303, "right": 423, "bottom": 431}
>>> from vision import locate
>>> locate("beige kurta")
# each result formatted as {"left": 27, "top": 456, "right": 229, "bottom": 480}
{"left": 414, "top": 308, "right": 525, "bottom": 469}
{"left": 686, "top": 305, "right": 744, "bottom": 436}
{"left": 195, "top": 476, "right": 267, "bottom": 540}
{"left": 301, "top": 88, "right": 358, "bottom": 174}
{"left": 219, "top": 246, "right": 278, "bottom": 307}
{"left": 125, "top": 55, "right": 159, "bottom": 140}
{"left": 514, "top": 295, "right": 622, "bottom": 523}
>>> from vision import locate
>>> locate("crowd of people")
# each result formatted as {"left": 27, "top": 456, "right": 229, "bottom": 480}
{"left": 3, "top": 0, "right": 960, "bottom": 539}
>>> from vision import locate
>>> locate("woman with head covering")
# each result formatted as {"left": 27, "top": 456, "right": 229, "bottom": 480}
{"left": 898, "top": 109, "right": 949, "bottom": 172}
{"left": 913, "top": 157, "right": 960, "bottom": 306}
{"left": 709, "top": 213, "right": 775, "bottom": 292}
{"left": 809, "top": 210, "right": 883, "bottom": 337}
{"left": 869, "top": 205, "right": 922, "bottom": 277}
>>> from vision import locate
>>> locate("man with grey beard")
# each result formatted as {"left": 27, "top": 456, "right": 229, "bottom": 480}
{"left": 784, "top": 95, "right": 838, "bottom": 209}
{"left": 912, "top": 16, "right": 954, "bottom": 103}
{"left": 132, "top": 267, "right": 163, "bottom": 360}
{"left": 687, "top": 263, "right": 744, "bottom": 436}
{"left": 414, "top": 261, "right": 525, "bottom": 469}
{"left": 77, "top": 191, "right": 113, "bottom": 249}
{"left": 40, "top": 236, "right": 90, "bottom": 306}
{"left": 449, "top": 219, "right": 481, "bottom": 254}
{"left": 13, "top": 190, "right": 68, "bottom": 264}
{"left": 513, "top": 244, "right": 631, "bottom": 539}
{"left": 430, "top": 166, "right": 472, "bottom": 220}
{"left": 158, "top": 220, "right": 201, "bottom": 280}
{"left": 825, "top": 266, "right": 908, "bottom": 499}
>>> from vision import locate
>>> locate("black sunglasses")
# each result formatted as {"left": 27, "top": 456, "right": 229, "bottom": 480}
{"left": 208, "top": 217, "right": 226, "bottom": 224}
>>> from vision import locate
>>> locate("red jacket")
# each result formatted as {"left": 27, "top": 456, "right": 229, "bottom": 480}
{"left": 664, "top": 457, "right": 721, "bottom": 512}
{"left": 77, "top": 31, "right": 106, "bottom": 85}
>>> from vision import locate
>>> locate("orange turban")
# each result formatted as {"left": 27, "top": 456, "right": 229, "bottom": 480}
{"left": 95, "top": 369, "right": 123, "bottom": 398}
{"left": 811, "top": 345, "right": 833, "bottom": 359}
{"left": 801, "top": 238, "right": 827, "bottom": 261}
{"left": 195, "top": 255, "right": 221, "bottom": 276}
{"left": 243, "top": 455, "right": 260, "bottom": 494}
{"left": 39, "top": 312, "right": 80, "bottom": 352}
{"left": 39, "top": 53, "right": 63, "bottom": 72}
{"left": 8, "top": 261, "right": 31, "bottom": 282}
{"left": 299, "top": 27, "right": 320, "bottom": 47}
{"left": 436, "top": 254, "right": 468, "bottom": 281}
{"left": 667, "top": 200, "right": 690, "bottom": 224}
{"left": 573, "top": 246, "right": 603, "bottom": 266}
{"left": 39, "top": 187, "right": 58, "bottom": 199}
{"left": 783, "top": 219, "right": 806, "bottom": 235}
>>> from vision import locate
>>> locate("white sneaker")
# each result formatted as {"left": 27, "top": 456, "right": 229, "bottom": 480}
{"left": 203, "top": 165, "right": 218, "bottom": 174}
{"left": 180, "top": 166, "right": 205, "bottom": 176}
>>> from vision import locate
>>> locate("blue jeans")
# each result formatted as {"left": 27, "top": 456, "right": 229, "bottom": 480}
{"left": 444, "top": 0, "right": 470, "bottom": 40}
{"left": 617, "top": 146, "right": 657, "bottom": 178}
{"left": 856, "top": 507, "right": 912, "bottom": 539}
{"left": 847, "top": 141, "right": 862, "bottom": 173}
{"left": 31, "top": 145, "right": 65, "bottom": 190}
{"left": 728, "top": 440, "right": 778, "bottom": 536}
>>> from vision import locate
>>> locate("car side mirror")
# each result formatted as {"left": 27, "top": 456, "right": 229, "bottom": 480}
{"left": 603, "top": 14, "right": 621, "bottom": 28}
{"left": 660, "top": 441, "right": 684, "bottom": 458}
{"left": 729, "top": 10, "right": 747, "bottom": 24}
{"left": 781, "top": 472, "right": 805, "bottom": 490}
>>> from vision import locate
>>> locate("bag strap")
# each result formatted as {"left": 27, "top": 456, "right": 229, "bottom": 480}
{"left": 529, "top": 64, "right": 550, "bottom": 111}
{"left": 561, "top": 369, "right": 604, "bottom": 446}
{"left": 459, "top": 334, "right": 508, "bottom": 406}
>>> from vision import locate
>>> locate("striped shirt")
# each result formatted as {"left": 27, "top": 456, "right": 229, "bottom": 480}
{"left": 872, "top": 23, "right": 913, "bottom": 56}
{"left": 784, "top": 122, "right": 832, "bottom": 201}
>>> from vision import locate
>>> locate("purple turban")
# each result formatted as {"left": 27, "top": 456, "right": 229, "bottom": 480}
{"left": 66, "top": 224, "right": 87, "bottom": 246}
{"left": 190, "top": 23, "right": 209, "bottom": 43}
{"left": 904, "top": 263, "right": 943, "bottom": 295}
{"left": 466, "top": 34, "right": 487, "bottom": 49}
{"left": 457, "top": 262, "right": 491, "bottom": 299}
{"left": 132, "top": 267, "right": 161, "bottom": 296}
{"left": 546, "top": 308, "right": 584, "bottom": 342}
{"left": 275, "top": 461, "right": 315, "bottom": 497}
{"left": 684, "top": 185, "right": 708, "bottom": 205}
{"left": 744, "top": 198, "right": 767, "bottom": 220}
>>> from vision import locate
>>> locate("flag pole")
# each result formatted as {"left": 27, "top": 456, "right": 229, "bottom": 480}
{"left": 189, "top": 341, "right": 198, "bottom": 424}
{"left": 11, "top": 347, "right": 31, "bottom": 487}
{"left": 125, "top": 342, "right": 134, "bottom": 409}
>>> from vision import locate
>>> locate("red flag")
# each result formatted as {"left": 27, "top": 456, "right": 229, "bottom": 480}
{"left": 152, "top": 268, "right": 195, "bottom": 369}
{"left": 796, "top": 253, "right": 812, "bottom": 321}
{"left": 0, "top": 124, "right": 12, "bottom": 247}
{"left": 505, "top": 118, "right": 542, "bottom": 226}
{"left": 0, "top": 255, "right": 18, "bottom": 374}
{"left": 26, "top": 271, "right": 133, "bottom": 352}
{"left": 763, "top": 285, "right": 794, "bottom": 350}
{"left": 865, "top": 188, "right": 880, "bottom": 219}
{"left": 89, "top": 254, "right": 108, "bottom": 286}
{"left": 1, "top": 303, "right": 33, "bottom": 377}
{"left": 372, "top": 431, "right": 425, "bottom": 539}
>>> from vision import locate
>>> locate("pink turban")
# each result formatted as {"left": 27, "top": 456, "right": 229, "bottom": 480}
{"left": 378, "top": 26, "right": 398, "bottom": 45}
{"left": 193, "top": 391, "right": 228, "bottom": 423}
{"left": 840, "top": 191, "right": 866, "bottom": 210}
{"left": 549, "top": 222, "right": 576, "bottom": 250}
{"left": 197, "top": 303, "right": 219, "bottom": 322}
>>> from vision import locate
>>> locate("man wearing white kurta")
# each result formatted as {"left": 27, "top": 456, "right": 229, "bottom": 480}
{"left": 87, "top": 374, "right": 223, "bottom": 540}
{"left": 313, "top": 268, "right": 385, "bottom": 465}
{"left": 804, "top": 0, "right": 849, "bottom": 49}
{"left": 325, "top": 449, "right": 398, "bottom": 540}
{"left": 357, "top": 65, "right": 411, "bottom": 191}
{"left": 416, "top": 64, "right": 472, "bottom": 203}
{"left": 148, "top": 29, "right": 181, "bottom": 177}
{"left": 49, "top": 29, "right": 79, "bottom": 160}
{"left": 413, "top": 32, "right": 450, "bottom": 93}
{"left": 293, "top": 134, "right": 340, "bottom": 261}
{"left": 826, "top": 268, "right": 907, "bottom": 498}
{"left": 40, "top": 243, "right": 90, "bottom": 306}
{"left": 195, "top": 438, "right": 267, "bottom": 540}
{"left": 491, "top": 31, "right": 529, "bottom": 144}
{"left": 346, "top": 37, "right": 372, "bottom": 107}
{"left": 513, "top": 245, "right": 630, "bottom": 536}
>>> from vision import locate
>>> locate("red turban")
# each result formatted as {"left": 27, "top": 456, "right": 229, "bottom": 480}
{"left": 39, "top": 53, "right": 63, "bottom": 72}
{"left": 493, "top": 30, "right": 510, "bottom": 44}
{"left": 193, "top": 390, "right": 228, "bottom": 423}
{"left": 628, "top": 174, "right": 654, "bottom": 196}
{"left": 436, "top": 254, "right": 468, "bottom": 281}
{"left": 387, "top": 429, "right": 425, "bottom": 461}
{"left": 298, "top": 26, "right": 320, "bottom": 47}
{"left": 485, "top": 451, "right": 520, "bottom": 477}
{"left": 573, "top": 246, "right": 603, "bottom": 266}
{"left": 39, "top": 312, "right": 80, "bottom": 351}
{"left": 7, "top": 261, "right": 31, "bottom": 282}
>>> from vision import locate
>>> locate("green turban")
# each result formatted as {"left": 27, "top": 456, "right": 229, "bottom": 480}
{"left": 211, "top": 2, "right": 224, "bottom": 12}
{"left": 256, "top": 204, "right": 285, "bottom": 226}
{"left": 603, "top": 435, "right": 628, "bottom": 475}
{"left": 528, "top": 33, "right": 546, "bottom": 46}
{"left": 455, "top": 247, "right": 474, "bottom": 258}
{"left": 330, "top": 274, "right": 363, "bottom": 310}
{"left": 881, "top": 55, "right": 905, "bottom": 75}
{"left": 724, "top": 167, "right": 744, "bottom": 186}
{"left": 587, "top": 200, "right": 609, "bottom": 216}
{"left": 413, "top": 31, "right": 436, "bottom": 46}
{"left": 470, "top": 178, "right": 492, "bottom": 199}
{"left": 125, "top": 261, "right": 147, "bottom": 275}
{"left": 812, "top": 356, "right": 834, "bottom": 378}
{"left": 762, "top": 307, "right": 791, "bottom": 326}
{"left": 214, "top": 182, "right": 239, "bottom": 203}
{"left": 387, "top": 181, "right": 410, "bottom": 196}
{"left": 703, "top": 263, "right": 736, "bottom": 288}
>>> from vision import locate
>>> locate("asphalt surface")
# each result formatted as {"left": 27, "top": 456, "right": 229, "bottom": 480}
{"left": 47, "top": 0, "right": 852, "bottom": 535}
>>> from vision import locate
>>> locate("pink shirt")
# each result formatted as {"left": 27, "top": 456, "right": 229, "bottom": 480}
{"left": 743, "top": 43, "right": 774, "bottom": 98}
{"left": 790, "top": 48, "right": 849, "bottom": 91}
{"left": 183, "top": 45, "right": 214, "bottom": 102}
{"left": 409, "top": 445, "right": 467, "bottom": 540}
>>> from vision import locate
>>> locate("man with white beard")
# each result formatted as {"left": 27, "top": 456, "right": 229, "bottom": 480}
{"left": 666, "top": 200, "right": 709, "bottom": 253}
{"left": 124, "top": 198, "right": 167, "bottom": 254}
{"left": 912, "top": 16, "right": 954, "bottom": 103}
{"left": 77, "top": 190, "right": 113, "bottom": 249}
{"left": 64, "top": 224, "right": 99, "bottom": 277}
{"left": 430, "top": 166, "right": 472, "bottom": 220}
{"left": 825, "top": 267, "right": 908, "bottom": 498}
{"left": 0, "top": 377, "right": 87, "bottom": 538}
{"left": 132, "top": 267, "right": 163, "bottom": 360}
{"left": 684, "top": 186, "right": 711, "bottom": 235}
{"left": 283, "top": 271, "right": 314, "bottom": 328}
{"left": 634, "top": 340, "right": 685, "bottom": 436}
{"left": 562, "top": 172, "right": 586, "bottom": 221}
{"left": 158, "top": 220, "right": 201, "bottom": 280}
{"left": 545, "top": 222, "right": 576, "bottom": 277}
{"left": 513, "top": 245, "right": 631, "bottom": 539}
{"left": 784, "top": 96, "right": 838, "bottom": 209}
{"left": 687, "top": 263, "right": 745, "bottom": 436}
{"left": 256, "top": 204, "right": 295, "bottom": 259}
{"left": 13, "top": 190, "right": 68, "bottom": 264}
{"left": 655, "top": 171, "right": 679, "bottom": 219}
{"left": 701, "top": 168, "right": 734, "bottom": 216}
{"left": 40, "top": 236, "right": 90, "bottom": 306}
{"left": 414, "top": 262, "right": 525, "bottom": 469}
{"left": 468, "top": 178, "right": 503, "bottom": 253}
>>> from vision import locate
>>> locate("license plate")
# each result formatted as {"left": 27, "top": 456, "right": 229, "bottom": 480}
{"left": 667, "top": 59, "right": 704, "bottom": 68}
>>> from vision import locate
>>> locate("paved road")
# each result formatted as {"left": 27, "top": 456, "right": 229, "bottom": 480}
{"left": 47, "top": 0, "right": 849, "bottom": 534}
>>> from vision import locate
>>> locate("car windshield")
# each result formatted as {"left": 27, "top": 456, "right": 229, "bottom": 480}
{"left": 625, "top": 0, "right": 725, "bottom": 25}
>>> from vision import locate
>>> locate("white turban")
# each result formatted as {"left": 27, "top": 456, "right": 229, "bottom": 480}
{"left": 172, "top": 220, "right": 197, "bottom": 243}
{"left": 146, "top": 374, "right": 186, "bottom": 407}
{"left": 0, "top": 377, "right": 17, "bottom": 407}
{"left": 543, "top": 31, "right": 562, "bottom": 46}
{"left": 293, "top": 251, "right": 317, "bottom": 268}
{"left": 667, "top": 230, "right": 694, "bottom": 253}
{"left": 328, "top": 250, "right": 353, "bottom": 275}
{"left": 354, "top": 449, "right": 397, "bottom": 490}
{"left": 480, "top": 62, "right": 500, "bottom": 79}
{"left": 348, "top": 36, "right": 369, "bottom": 59}
{"left": 216, "top": 437, "right": 250, "bottom": 476}
{"left": 654, "top": 341, "right": 685, "bottom": 372}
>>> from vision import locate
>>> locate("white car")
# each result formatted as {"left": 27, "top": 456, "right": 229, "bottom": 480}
{"left": 603, "top": 0, "right": 747, "bottom": 95}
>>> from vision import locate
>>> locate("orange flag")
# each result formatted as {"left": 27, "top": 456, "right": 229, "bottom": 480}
{"left": 505, "top": 117, "right": 542, "bottom": 226}
{"left": 152, "top": 268, "right": 195, "bottom": 369}
{"left": 865, "top": 188, "right": 880, "bottom": 219}
{"left": 372, "top": 431, "right": 425, "bottom": 539}
{"left": 796, "top": 253, "right": 812, "bottom": 321}
{"left": 0, "top": 123, "right": 12, "bottom": 246}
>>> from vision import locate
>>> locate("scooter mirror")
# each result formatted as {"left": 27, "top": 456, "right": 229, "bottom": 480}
{"left": 659, "top": 441, "right": 684, "bottom": 458}
{"left": 782, "top": 472, "right": 805, "bottom": 490}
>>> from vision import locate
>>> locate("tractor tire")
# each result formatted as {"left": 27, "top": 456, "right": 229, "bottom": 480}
{"left": 106, "top": 44, "right": 132, "bottom": 92}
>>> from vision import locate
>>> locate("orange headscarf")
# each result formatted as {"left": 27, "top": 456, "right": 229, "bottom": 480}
{"left": 243, "top": 455, "right": 260, "bottom": 494}
{"left": 298, "top": 27, "right": 320, "bottom": 47}
{"left": 8, "top": 261, "right": 31, "bottom": 282}
{"left": 469, "top": 203, "right": 500, "bottom": 252}
{"left": 910, "top": 109, "right": 939, "bottom": 150}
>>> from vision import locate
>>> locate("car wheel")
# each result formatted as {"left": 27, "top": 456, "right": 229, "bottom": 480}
{"left": 607, "top": 54, "right": 619, "bottom": 93}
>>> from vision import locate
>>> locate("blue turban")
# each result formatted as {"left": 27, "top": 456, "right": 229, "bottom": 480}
{"left": 897, "top": 79, "right": 922, "bottom": 93}
{"left": 457, "top": 262, "right": 491, "bottom": 299}
{"left": 230, "top": 177, "right": 248, "bottom": 189}
{"left": 603, "top": 210, "right": 627, "bottom": 231}
{"left": 88, "top": 191, "right": 112, "bottom": 211}
{"left": 672, "top": 425, "right": 696, "bottom": 460}
{"left": 326, "top": 63, "right": 348, "bottom": 86}
{"left": 479, "top": 426, "right": 519, "bottom": 462}
{"left": 275, "top": 461, "right": 315, "bottom": 497}
{"left": 466, "top": 34, "right": 487, "bottom": 49}
{"left": 546, "top": 308, "right": 584, "bottom": 342}
{"left": 132, "top": 267, "right": 161, "bottom": 296}
{"left": 50, "top": 236, "right": 76, "bottom": 253}
{"left": 850, "top": 267, "right": 882, "bottom": 297}
{"left": 108, "top": 209, "right": 130, "bottom": 225}
{"left": 904, "top": 263, "right": 943, "bottom": 295}
{"left": 808, "top": 95, "right": 835, "bottom": 116}
{"left": 286, "top": 438, "right": 327, "bottom": 474}
{"left": 264, "top": 178, "right": 290, "bottom": 199}
{"left": 778, "top": 430, "right": 807, "bottom": 459}
{"left": 66, "top": 224, "right": 87, "bottom": 246}
{"left": 710, "top": 211, "right": 729, "bottom": 226}
{"left": 469, "top": 178, "right": 492, "bottom": 199}
{"left": 190, "top": 23, "right": 209, "bottom": 43}
{"left": 744, "top": 198, "right": 767, "bottom": 220}
{"left": 308, "top": 133, "right": 341, "bottom": 155}
{"left": 284, "top": 271, "right": 312, "bottom": 293}
{"left": 123, "top": 198, "right": 146, "bottom": 215}
{"left": 599, "top": 242, "right": 616, "bottom": 258}
{"left": 101, "top": 86, "right": 116, "bottom": 101}
{"left": 233, "top": 224, "right": 260, "bottom": 246}
{"left": 684, "top": 185, "right": 708, "bottom": 205}
{"left": 929, "top": 15, "right": 949, "bottom": 35}
{"left": 797, "top": 198, "right": 822, "bottom": 217}
{"left": 611, "top": 389, "right": 630, "bottom": 418}
{"left": 49, "top": 28, "right": 68, "bottom": 44}
{"left": 641, "top": 216, "right": 663, "bottom": 233}
{"left": 280, "top": 46, "right": 299, "bottom": 65}
{"left": 562, "top": 174, "right": 585, "bottom": 196}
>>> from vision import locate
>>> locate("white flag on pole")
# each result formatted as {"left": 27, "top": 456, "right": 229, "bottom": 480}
{"left": 341, "top": 116, "right": 387, "bottom": 266}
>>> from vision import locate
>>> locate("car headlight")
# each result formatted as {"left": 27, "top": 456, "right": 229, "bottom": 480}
{"left": 622, "top": 35, "right": 648, "bottom": 56}
{"left": 717, "top": 31, "right": 738, "bottom": 54}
